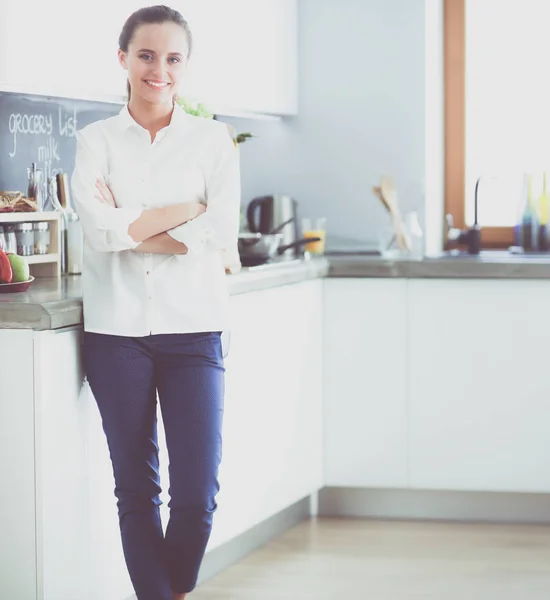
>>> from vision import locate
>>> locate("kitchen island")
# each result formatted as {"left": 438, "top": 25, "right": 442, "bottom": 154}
{"left": 3, "top": 252, "right": 550, "bottom": 600}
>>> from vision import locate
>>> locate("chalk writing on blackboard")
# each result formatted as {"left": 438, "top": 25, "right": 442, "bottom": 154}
{"left": 8, "top": 107, "right": 78, "bottom": 191}
{"left": 0, "top": 92, "right": 120, "bottom": 194}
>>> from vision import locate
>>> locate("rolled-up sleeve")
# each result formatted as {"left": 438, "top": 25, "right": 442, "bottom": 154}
{"left": 71, "top": 129, "right": 143, "bottom": 252}
{"left": 167, "top": 124, "right": 241, "bottom": 255}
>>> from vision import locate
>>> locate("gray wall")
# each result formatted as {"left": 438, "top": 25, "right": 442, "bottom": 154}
{"left": 222, "top": 0, "right": 428, "bottom": 249}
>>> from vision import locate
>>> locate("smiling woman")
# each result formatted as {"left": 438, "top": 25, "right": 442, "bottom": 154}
{"left": 118, "top": 5, "right": 193, "bottom": 103}
{"left": 70, "top": 5, "right": 241, "bottom": 600}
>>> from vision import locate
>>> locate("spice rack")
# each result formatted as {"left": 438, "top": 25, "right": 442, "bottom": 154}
{"left": 0, "top": 212, "right": 61, "bottom": 277}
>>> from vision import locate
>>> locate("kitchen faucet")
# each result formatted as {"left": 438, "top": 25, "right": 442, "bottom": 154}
{"left": 445, "top": 176, "right": 482, "bottom": 255}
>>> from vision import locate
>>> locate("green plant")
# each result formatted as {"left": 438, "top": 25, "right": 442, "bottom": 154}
{"left": 176, "top": 97, "right": 214, "bottom": 119}
{"left": 176, "top": 97, "right": 254, "bottom": 146}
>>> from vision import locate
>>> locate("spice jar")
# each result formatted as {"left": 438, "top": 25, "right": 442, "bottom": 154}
{"left": 33, "top": 221, "right": 51, "bottom": 255}
{"left": 15, "top": 222, "right": 34, "bottom": 256}
{"left": 3, "top": 225, "right": 16, "bottom": 254}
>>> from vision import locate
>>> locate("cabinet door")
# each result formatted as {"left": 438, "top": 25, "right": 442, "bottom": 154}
{"left": 182, "top": 0, "right": 298, "bottom": 115}
{"left": 0, "top": 0, "right": 149, "bottom": 99}
{"left": 323, "top": 279, "right": 409, "bottom": 488}
{"left": 1, "top": 0, "right": 297, "bottom": 112}
{"left": 207, "top": 280, "right": 323, "bottom": 550}
{"left": 0, "top": 330, "right": 37, "bottom": 600}
{"left": 34, "top": 328, "right": 89, "bottom": 600}
{"left": 409, "top": 279, "right": 550, "bottom": 492}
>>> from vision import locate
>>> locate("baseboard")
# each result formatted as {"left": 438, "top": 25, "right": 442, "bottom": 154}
{"left": 197, "top": 495, "right": 311, "bottom": 585}
{"left": 319, "top": 486, "right": 550, "bottom": 524}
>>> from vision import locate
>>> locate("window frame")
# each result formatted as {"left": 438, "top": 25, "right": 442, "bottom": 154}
{"left": 444, "top": 0, "right": 515, "bottom": 249}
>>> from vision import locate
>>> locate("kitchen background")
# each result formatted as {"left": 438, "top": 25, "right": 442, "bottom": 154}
{"left": 0, "top": 0, "right": 444, "bottom": 259}
{"left": 6, "top": 2, "right": 550, "bottom": 599}
{"left": 226, "top": 0, "right": 443, "bottom": 253}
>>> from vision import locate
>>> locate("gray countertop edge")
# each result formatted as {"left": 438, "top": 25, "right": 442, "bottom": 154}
{"left": 228, "top": 258, "right": 329, "bottom": 295}
{"left": 327, "top": 257, "right": 550, "bottom": 279}
{"left": 0, "top": 300, "right": 83, "bottom": 331}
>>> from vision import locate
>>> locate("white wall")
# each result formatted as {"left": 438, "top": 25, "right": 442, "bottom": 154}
{"left": 224, "top": 0, "right": 431, "bottom": 248}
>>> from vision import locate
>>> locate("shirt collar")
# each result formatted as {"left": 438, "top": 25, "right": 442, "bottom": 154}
{"left": 116, "top": 101, "right": 188, "bottom": 133}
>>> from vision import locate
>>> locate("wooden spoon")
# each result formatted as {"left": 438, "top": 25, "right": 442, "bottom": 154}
{"left": 379, "top": 176, "right": 412, "bottom": 252}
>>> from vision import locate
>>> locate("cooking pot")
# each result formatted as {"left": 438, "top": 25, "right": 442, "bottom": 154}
{"left": 238, "top": 233, "right": 283, "bottom": 267}
{"left": 238, "top": 232, "right": 322, "bottom": 267}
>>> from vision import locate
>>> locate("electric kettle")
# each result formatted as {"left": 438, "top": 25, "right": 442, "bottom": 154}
{"left": 246, "top": 195, "right": 300, "bottom": 258}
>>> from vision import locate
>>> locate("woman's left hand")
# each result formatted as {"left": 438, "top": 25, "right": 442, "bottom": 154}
{"left": 95, "top": 177, "right": 117, "bottom": 207}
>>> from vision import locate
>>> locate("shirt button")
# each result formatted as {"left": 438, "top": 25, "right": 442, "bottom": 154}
{"left": 146, "top": 271, "right": 150, "bottom": 275}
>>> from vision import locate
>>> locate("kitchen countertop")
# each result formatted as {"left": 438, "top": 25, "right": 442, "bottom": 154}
{"left": 0, "top": 257, "right": 329, "bottom": 330}
{"left": 4, "top": 251, "right": 550, "bottom": 330}
{"left": 328, "top": 251, "right": 550, "bottom": 279}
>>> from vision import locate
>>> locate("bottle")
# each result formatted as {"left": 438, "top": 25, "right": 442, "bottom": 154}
{"left": 537, "top": 172, "right": 549, "bottom": 251}
{"left": 66, "top": 212, "right": 83, "bottom": 274}
{"left": 517, "top": 174, "right": 539, "bottom": 251}
{"left": 26, "top": 163, "right": 35, "bottom": 199}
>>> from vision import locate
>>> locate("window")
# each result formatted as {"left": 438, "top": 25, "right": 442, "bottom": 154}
{"left": 445, "top": 0, "right": 550, "bottom": 248}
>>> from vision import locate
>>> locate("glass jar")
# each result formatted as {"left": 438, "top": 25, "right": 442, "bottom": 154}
{"left": 3, "top": 225, "right": 17, "bottom": 254}
{"left": 66, "top": 212, "right": 83, "bottom": 274}
{"left": 15, "top": 222, "right": 34, "bottom": 256}
{"left": 34, "top": 221, "right": 51, "bottom": 255}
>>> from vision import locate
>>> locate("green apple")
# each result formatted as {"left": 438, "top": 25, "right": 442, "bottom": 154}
{"left": 8, "top": 254, "right": 30, "bottom": 282}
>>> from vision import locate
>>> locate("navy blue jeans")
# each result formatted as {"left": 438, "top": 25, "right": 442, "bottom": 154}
{"left": 83, "top": 331, "right": 225, "bottom": 599}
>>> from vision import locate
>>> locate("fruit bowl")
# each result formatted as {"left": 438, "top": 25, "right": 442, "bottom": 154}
{"left": 0, "top": 276, "right": 35, "bottom": 293}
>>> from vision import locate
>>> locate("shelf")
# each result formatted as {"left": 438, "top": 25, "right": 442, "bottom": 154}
{"left": 0, "top": 212, "right": 61, "bottom": 223}
{"left": 0, "top": 211, "right": 62, "bottom": 276}
{"left": 26, "top": 253, "right": 59, "bottom": 265}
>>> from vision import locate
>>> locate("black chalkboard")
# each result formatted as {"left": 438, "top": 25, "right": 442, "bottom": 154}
{"left": 0, "top": 91, "right": 122, "bottom": 195}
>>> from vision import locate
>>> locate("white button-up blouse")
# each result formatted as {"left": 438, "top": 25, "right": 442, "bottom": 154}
{"left": 71, "top": 102, "right": 241, "bottom": 337}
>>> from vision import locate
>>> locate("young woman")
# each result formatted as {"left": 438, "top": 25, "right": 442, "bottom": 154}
{"left": 71, "top": 5, "right": 240, "bottom": 600}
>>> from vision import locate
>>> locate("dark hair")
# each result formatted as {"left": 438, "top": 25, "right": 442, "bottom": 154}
{"left": 119, "top": 5, "right": 193, "bottom": 99}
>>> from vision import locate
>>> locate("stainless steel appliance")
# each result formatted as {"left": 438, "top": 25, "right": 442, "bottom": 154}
{"left": 246, "top": 194, "right": 300, "bottom": 259}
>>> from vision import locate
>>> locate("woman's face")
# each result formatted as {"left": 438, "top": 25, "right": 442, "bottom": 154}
{"left": 118, "top": 21, "right": 189, "bottom": 105}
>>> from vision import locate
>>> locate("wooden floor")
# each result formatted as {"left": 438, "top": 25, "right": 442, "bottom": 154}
{"left": 192, "top": 517, "right": 550, "bottom": 599}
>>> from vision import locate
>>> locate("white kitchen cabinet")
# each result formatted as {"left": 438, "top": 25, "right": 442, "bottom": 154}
{"left": 0, "top": 327, "right": 102, "bottom": 600}
{"left": 0, "top": 330, "right": 37, "bottom": 600}
{"left": 323, "top": 278, "right": 409, "bottom": 488}
{"left": 1, "top": 1, "right": 123, "bottom": 99}
{"left": 35, "top": 327, "right": 134, "bottom": 600}
{"left": 208, "top": 279, "right": 323, "bottom": 549}
{"left": 33, "top": 328, "right": 91, "bottom": 600}
{"left": 1, "top": 0, "right": 297, "bottom": 114}
{"left": 408, "top": 279, "right": 550, "bottom": 493}
{"left": 171, "top": 0, "right": 298, "bottom": 115}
